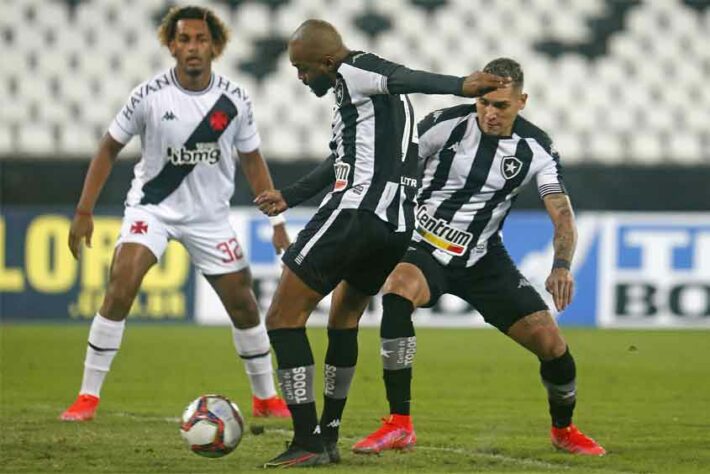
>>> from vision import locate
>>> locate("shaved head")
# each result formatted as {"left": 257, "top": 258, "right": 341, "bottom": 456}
{"left": 289, "top": 19, "right": 345, "bottom": 61}
{"left": 288, "top": 19, "right": 350, "bottom": 97}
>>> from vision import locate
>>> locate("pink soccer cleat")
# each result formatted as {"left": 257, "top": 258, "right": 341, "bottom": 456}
{"left": 252, "top": 395, "right": 291, "bottom": 418}
{"left": 60, "top": 394, "right": 100, "bottom": 421}
{"left": 352, "top": 414, "right": 416, "bottom": 454}
{"left": 551, "top": 424, "right": 606, "bottom": 456}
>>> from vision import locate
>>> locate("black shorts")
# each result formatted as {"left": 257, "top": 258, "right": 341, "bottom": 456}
{"left": 402, "top": 241, "right": 548, "bottom": 333}
{"left": 283, "top": 209, "right": 412, "bottom": 296}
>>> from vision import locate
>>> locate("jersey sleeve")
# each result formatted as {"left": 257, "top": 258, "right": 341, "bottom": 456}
{"left": 417, "top": 112, "right": 447, "bottom": 160}
{"left": 107, "top": 85, "right": 147, "bottom": 144}
{"left": 417, "top": 105, "right": 474, "bottom": 161}
{"left": 233, "top": 90, "right": 261, "bottom": 153}
{"left": 281, "top": 154, "right": 336, "bottom": 207}
{"left": 533, "top": 136, "right": 567, "bottom": 198}
{"left": 340, "top": 52, "right": 464, "bottom": 98}
{"left": 338, "top": 56, "right": 393, "bottom": 97}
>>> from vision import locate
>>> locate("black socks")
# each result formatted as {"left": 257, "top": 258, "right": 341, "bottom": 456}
{"left": 320, "top": 328, "right": 358, "bottom": 443}
{"left": 268, "top": 328, "right": 322, "bottom": 452}
{"left": 380, "top": 294, "right": 416, "bottom": 416}
{"left": 540, "top": 346, "right": 577, "bottom": 428}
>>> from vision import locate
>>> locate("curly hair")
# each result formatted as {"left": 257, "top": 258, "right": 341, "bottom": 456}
{"left": 158, "top": 5, "right": 230, "bottom": 59}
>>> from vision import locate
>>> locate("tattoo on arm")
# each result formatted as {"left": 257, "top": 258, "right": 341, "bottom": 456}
{"left": 545, "top": 194, "right": 577, "bottom": 268}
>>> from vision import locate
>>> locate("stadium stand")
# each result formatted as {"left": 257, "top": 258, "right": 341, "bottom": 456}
{"left": 1, "top": 0, "right": 709, "bottom": 163}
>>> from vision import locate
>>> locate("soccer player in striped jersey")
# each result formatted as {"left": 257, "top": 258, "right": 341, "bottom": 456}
{"left": 353, "top": 58, "right": 606, "bottom": 456}
{"left": 254, "top": 20, "right": 510, "bottom": 467}
{"left": 59, "top": 6, "right": 290, "bottom": 422}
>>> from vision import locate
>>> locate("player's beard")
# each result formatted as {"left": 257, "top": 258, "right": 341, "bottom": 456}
{"left": 184, "top": 63, "right": 204, "bottom": 77}
{"left": 309, "top": 74, "right": 332, "bottom": 97}
{"left": 183, "top": 56, "right": 207, "bottom": 77}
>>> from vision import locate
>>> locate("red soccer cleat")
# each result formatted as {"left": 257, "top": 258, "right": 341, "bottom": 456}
{"left": 59, "top": 394, "right": 100, "bottom": 421}
{"left": 551, "top": 424, "right": 606, "bottom": 456}
{"left": 352, "top": 414, "right": 416, "bottom": 454}
{"left": 252, "top": 395, "right": 291, "bottom": 418}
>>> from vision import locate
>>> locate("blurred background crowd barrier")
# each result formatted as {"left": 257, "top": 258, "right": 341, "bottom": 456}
{"left": 1, "top": 0, "right": 708, "bottom": 326}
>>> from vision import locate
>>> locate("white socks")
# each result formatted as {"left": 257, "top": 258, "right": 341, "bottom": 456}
{"left": 77, "top": 315, "right": 275, "bottom": 400}
{"left": 232, "top": 324, "right": 277, "bottom": 400}
{"left": 79, "top": 313, "right": 126, "bottom": 397}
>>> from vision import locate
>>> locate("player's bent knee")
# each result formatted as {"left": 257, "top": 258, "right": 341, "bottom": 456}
{"left": 265, "top": 303, "right": 309, "bottom": 329}
{"left": 226, "top": 298, "right": 260, "bottom": 329}
{"left": 509, "top": 310, "right": 567, "bottom": 360}
{"left": 534, "top": 328, "right": 567, "bottom": 360}
{"left": 382, "top": 264, "right": 426, "bottom": 304}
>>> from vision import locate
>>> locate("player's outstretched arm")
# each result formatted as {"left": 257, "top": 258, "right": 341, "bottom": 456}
{"left": 239, "top": 148, "right": 291, "bottom": 252}
{"left": 543, "top": 193, "right": 578, "bottom": 311}
{"left": 255, "top": 154, "right": 336, "bottom": 216}
{"left": 460, "top": 71, "right": 512, "bottom": 98}
{"left": 68, "top": 133, "right": 124, "bottom": 259}
{"left": 387, "top": 66, "right": 510, "bottom": 97}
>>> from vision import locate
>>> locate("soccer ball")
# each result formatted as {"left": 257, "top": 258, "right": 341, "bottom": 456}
{"left": 180, "top": 394, "right": 245, "bottom": 458}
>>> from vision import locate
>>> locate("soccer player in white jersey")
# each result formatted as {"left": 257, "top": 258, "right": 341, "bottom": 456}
{"left": 354, "top": 58, "right": 606, "bottom": 456}
{"left": 60, "top": 5, "right": 290, "bottom": 422}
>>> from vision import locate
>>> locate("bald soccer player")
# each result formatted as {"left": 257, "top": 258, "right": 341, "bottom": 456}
{"left": 254, "top": 19, "right": 510, "bottom": 467}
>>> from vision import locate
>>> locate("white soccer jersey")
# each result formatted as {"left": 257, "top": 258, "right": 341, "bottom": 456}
{"left": 108, "top": 68, "right": 260, "bottom": 223}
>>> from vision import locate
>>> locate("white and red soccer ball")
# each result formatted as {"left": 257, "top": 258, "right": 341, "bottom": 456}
{"left": 180, "top": 394, "right": 244, "bottom": 458}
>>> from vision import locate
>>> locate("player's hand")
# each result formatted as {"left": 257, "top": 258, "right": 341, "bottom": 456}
{"left": 461, "top": 71, "right": 511, "bottom": 97}
{"left": 68, "top": 213, "right": 94, "bottom": 260}
{"left": 271, "top": 223, "right": 291, "bottom": 254}
{"left": 545, "top": 268, "right": 574, "bottom": 312}
{"left": 254, "top": 190, "right": 288, "bottom": 216}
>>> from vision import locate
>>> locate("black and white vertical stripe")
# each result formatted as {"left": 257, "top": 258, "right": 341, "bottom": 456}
{"left": 415, "top": 106, "right": 566, "bottom": 268}
{"left": 319, "top": 52, "right": 419, "bottom": 232}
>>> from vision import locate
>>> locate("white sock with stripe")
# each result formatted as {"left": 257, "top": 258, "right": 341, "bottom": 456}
{"left": 79, "top": 313, "right": 126, "bottom": 397}
{"left": 232, "top": 324, "right": 277, "bottom": 399}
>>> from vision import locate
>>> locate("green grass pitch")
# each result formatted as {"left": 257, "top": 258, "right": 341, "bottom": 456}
{"left": 1, "top": 324, "right": 709, "bottom": 473}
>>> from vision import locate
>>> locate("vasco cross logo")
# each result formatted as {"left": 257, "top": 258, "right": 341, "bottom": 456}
{"left": 209, "top": 110, "right": 229, "bottom": 131}
{"left": 501, "top": 155, "right": 523, "bottom": 180}
{"left": 130, "top": 221, "right": 148, "bottom": 234}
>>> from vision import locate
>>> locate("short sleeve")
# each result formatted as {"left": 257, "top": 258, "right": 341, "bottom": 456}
{"left": 533, "top": 138, "right": 567, "bottom": 198}
{"left": 338, "top": 53, "right": 398, "bottom": 97}
{"left": 417, "top": 112, "right": 447, "bottom": 160}
{"left": 233, "top": 90, "right": 261, "bottom": 153}
{"left": 417, "top": 105, "right": 474, "bottom": 160}
{"left": 107, "top": 86, "right": 146, "bottom": 144}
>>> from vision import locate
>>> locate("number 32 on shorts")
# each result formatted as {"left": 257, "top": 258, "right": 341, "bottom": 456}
{"left": 216, "top": 238, "right": 244, "bottom": 263}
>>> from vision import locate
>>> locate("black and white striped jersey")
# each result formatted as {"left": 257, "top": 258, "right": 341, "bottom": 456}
{"left": 413, "top": 104, "right": 566, "bottom": 268}
{"left": 318, "top": 51, "right": 420, "bottom": 232}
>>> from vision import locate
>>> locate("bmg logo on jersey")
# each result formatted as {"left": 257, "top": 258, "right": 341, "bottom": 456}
{"left": 166, "top": 142, "right": 221, "bottom": 166}
{"left": 601, "top": 219, "right": 710, "bottom": 326}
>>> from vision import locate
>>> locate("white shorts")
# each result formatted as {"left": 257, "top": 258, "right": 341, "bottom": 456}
{"left": 116, "top": 206, "right": 248, "bottom": 275}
